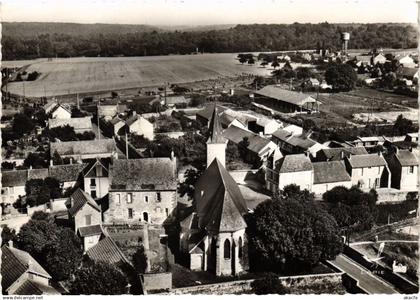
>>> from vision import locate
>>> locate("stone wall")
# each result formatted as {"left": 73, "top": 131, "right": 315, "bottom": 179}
{"left": 142, "top": 272, "right": 172, "bottom": 293}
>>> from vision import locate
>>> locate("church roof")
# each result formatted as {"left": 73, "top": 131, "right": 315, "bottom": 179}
{"left": 207, "top": 106, "right": 226, "bottom": 144}
{"left": 194, "top": 159, "right": 247, "bottom": 233}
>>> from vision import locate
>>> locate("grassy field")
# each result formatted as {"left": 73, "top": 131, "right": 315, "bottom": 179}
{"left": 4, "top": 54, "right": 278, "bottom": 97}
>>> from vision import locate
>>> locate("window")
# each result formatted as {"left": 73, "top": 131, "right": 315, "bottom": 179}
{"left": 143, "top": 212, "right": 149, "bottom": 222}
{"left": 90, "top": 178, "right": 96, "bottom": 187}
{"left": 127, "top": 193, "right": 133, "bottom": 204}
{"left": 165, "top": 208, "right": 169, "bottom": 217}
{"left": 85, "top": 214, "right": 92, "bottom": 226}
{"left": 116, "top": 194, "right": 121, "bottom": 205}
{"left": 144, "top": 195, "right": 149, "bottom": 203}
{"left": 128, "top": 208, "right": 133, "bottom": 219}
{"left": 156, "top": 192, "right": 161, "bottom": 202}
{"left": 223, "top": 239, "right": 231, "bottom": 259}
{"left": 87, "top": 236, "right": 95, "bottom": 243}
{"left": 409, "top": 166, "right": 415, "bottom": 174}
{"left": 375, "top": 178, "right": 380, "bottom": 188}
{"left": 238, "top": 237, "right": 243, "bottom": 259}
{"left": 90, "top": 190, "right": 97, "bottom": 199}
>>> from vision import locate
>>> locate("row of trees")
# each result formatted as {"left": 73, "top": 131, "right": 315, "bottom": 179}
{"left": 3, "top": 23, "right": 416, "bottom": 60}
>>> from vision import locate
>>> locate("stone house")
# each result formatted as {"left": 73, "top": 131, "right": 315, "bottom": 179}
{"left": 1, "top": 244, "right": 60, "bottom": 295}
{"left": 104, "top": 157, "right": 177, "bottom": 225}
{"left": 265, "top": 153, "right": 314, "bottom": 193}
{"left": 68, "top": 189, "right": 103, "bottom": 251}
{"left": 312, "top": 161, "right": 352, "bottom": 195}
{"left": 344, "top": 153, "right": 390, "bottom": 189}
{"left": 82, "top": 158, "right": 110, "bottom": 199}
{"left": 385, "top": 149, "right": 418, "bottom": 191}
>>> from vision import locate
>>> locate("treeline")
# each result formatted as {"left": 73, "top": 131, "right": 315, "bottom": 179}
{"left": 3, "top": 22, "right": 417, "bottom": 60}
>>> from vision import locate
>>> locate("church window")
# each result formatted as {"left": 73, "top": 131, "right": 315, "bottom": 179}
{"left": 223, "top": 239, "right": 231, "bottom": 259}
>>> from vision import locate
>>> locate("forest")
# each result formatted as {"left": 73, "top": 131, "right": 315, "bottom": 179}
{"left": 2, "top": 22, "right": 417, "bottom": 60}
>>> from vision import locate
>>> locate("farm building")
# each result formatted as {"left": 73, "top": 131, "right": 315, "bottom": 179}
{"left": 311, "top": 161, "right": 352, "bottom": 195}
{"left": 48, "top": 116, "right": 93, "bottom": 133}
{"left": 254, "top": 86, "right": 321, "bottom": 113}
{"left": 50, "top": 139, "right": 118, "bottom": 161}
{"left": 223, "top": 125, "right": 277, "bottom": 162}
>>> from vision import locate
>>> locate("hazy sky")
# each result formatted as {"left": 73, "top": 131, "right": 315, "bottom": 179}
{"left": 1, "top": 0, "right": 417, "bottom": 26}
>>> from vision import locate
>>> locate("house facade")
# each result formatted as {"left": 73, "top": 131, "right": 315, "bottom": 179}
{"left": 312, "top": 161, "right": 352, "bottom": 195}
{"left": 385, "top": 149, "right": 418, "bottom": 191}
{"left": 83, "top": 159, "right": 110, "bottom": 199}
{"left": 104, "top": 157, "right": 177, "bottom": 225}
{"left": 344, "top": 153, "right": 390, "bottom": 189}
{"left": 51, "top": 104, "right": 72, "bottom": 119}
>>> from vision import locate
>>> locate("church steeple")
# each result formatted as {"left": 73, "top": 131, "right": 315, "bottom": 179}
{"left": 206, "top": 105, "right": 227, "bottom": 168}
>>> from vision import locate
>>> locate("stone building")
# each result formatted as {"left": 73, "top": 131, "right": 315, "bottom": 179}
{"left": 104, "top": 156, "right": 177, "bottom": 225}
{"left": 180, "top": 106, "right": 249, "bottom": 276}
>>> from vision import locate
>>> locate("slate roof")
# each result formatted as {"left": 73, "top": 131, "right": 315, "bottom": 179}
{"left": 276, "top": 154, "right": 313, "bottom": 173}
{"left": 272, "top": 128, "right": 293, "bottom": 141}
{"left": 50, "top": 139, "right": 116, "bottom": 157}
{"left": 165, "top": 95, "right": 188, "bottom": 105}
{"left": 28, "top": 168, "right": 49, "bottom": 180}
{"left": 1, "top": 245, "right": 51, "bottom": 291}
{"left": 255, "top": 86, "right": 318, "bottom": 106}
{"left": 68, "top": 188, "right": 101, "bottom": 217}
{"left": 208, "top": 106, "right": 227, "bottom": 143}
{"left": 223, "top": 125, "right": 273, "bottom": 154}
{"left": 400, "top": 67, "right": 419, "bottom": 78}
{"left": 2, "top": 170, "right": 29, "bottom": 187}
{"left": 313, "top": 161, "right": 351, "bottom": 184}
{"left": 51, "top": 104, "right": 72, "bottom": 115}
{"left": 48, "top": 117, "right": 92, "bottom": 131}
{"left": 86, "top": 236, "right": 130, "bottom": 266}
{"left": 318, "top": 147, "right": 368, "bottom": 161}
{"left": 83, "top": 158, "right": 110, "bottom": 178}
{"left": 49, "top": 163, "right": 87, "bottom": 183}
{"left": 78, "top": 224, "right": 103, "bottom": 237}
{"left": 347, "top": 154, "right": 387, "bottom": 168}
{"left": 110, "top": 158, "right": 177, "bottom": 190}
{"left": 196, "top": 103, "right": 228, "bottom": 121}
{"left": 395, "top": 150, "right": 418, "bottom": 166}
{"left": 14, "top": 280, "right": 60, "bottom": 295}
{"left": 195, "top": 159, "right": 248, "bottom": 233}
{"left": 43, "top": 101, "right": 58, "bottom": 113}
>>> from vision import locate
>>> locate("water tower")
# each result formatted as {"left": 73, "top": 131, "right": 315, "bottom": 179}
{"left": 340, "top": 32, "right": 350, "bottom": 55}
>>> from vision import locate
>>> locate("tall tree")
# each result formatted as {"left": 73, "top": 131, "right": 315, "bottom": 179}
{"left": 325, "top": 63, "right": 357, "bottom": 92}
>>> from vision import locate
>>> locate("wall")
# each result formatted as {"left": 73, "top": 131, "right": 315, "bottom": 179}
{"left": 376, "top": 189, "right": 410, "bottom": 203}
{"left": 400, "top": 165, "right": 418, "bottom": 191}
{"left": 207, "top": 143, "right": 226, "bottom": 168}
{"left": 312, "top": 181, "right": 352, "bottom": 195}
{"left": 142, "top": 272, "right": 172, "bottom": 293}
{"left": 229, "top": 169, "right": 259, "bottom": 184}
{"left": 165, "top": 272, "right": 343, "bottom": 295}
{"left": 190, "top": 253, "right": 203, "bottom": 271}
{"left": 74, "top": 204, "right": 102, "bottom": 232}
{"left": 349, "top": 166, "right": 387, "bottom": 189}
{"left": 279, "top": 170, "right": 313, "bottom": 191}
{"left": 104, "top": 190, "right": 177, "bottom": 225}
{"left": 84, "top": 234, "right": 101, "bottom": 251}
{"left": 1, "top": 185, "right": 25, "bottom": 204}
{"left": 49, "top": 198, "right": 68, "bottom": 212}
{"left": 130, "top": 118, "right": 154, "bottom": 140}
{"left": 84, "top": 176, "right": 109, "bottom": 199}
{"left": 52, "top": 106, "right": 71, "bottom": 119}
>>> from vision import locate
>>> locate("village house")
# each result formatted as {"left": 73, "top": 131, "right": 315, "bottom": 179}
{"left": 1, "top": 244, "right": 60, "bottom": 295}
{"left": 43, "top": 100, "right": 72, "bottom": 119}
{"left": 354, "top": 55, "right": 372, "bottom": 67}
{"left": 399, "top": 67, "right": 419, "bottom": 82}
{"left": 1, "top": 169, "right": 28, "bottom": 204}
{"left": 271, "top": 129, "right": 326, "bottom": 156}
{"left": 352, "top": 136, "right": 385, "bottom": 148}
{"left": 223, "top": 125, "right": 277, "bottom": 163}
{"left": 180, "top": 111, "right": 249, "bottom": 276}
{"left": 104, "top": 156, "right": 177, "bottom": 225}
{"left": 385, "top": 149, "right": 418, "bottom": 191}
{"left": 314, "top": 146, "right": 368, "bottom": 162}
{"left": 248, "top": 117, "right": 282, "bottom": 135}
{"left": 373, "top": 53, "right": 387, "bottom": 65}
{"left": 164, "top": 95, "right": 189, "bottom": 107}
{"left": 266, "top": 153, "right": 313, "bottom": 193}
{"left": 82, "top": 158, "right": 111, "bottom": 199}
{"left": 312, "top": 161, "right": 352, "bottom": 195}
{"left": 98, "top": 102, "right": 128, "bottom": 121}
{"left": 254, "top": 86, "right": 321, "bottom": 113}
{"left": 405, "top": 133, "right": 419, "bottom": 143}
{"left": 48, "top": 116, "right": 93, "bottom": 133}
{"left": 50, "top": 139, "right": 118, "bottom": 161}
{"left": 125, "top": 112, "right": 154, "bottom": 140}
{"left": 49, "top": 162, "right": 87, "bottom": 190}
{"left": 68, "top": 188, "right": 103, "bottom": 251}
{"left": 397, "top": 55, "right": 416, "bottom": 68}
{"left": 344, "top": 153, "right": 390, "bottom": 189}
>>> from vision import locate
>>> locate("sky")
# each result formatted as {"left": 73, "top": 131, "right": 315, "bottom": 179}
{"left": 1, "top": 0, "right": 418, "bottom": 26}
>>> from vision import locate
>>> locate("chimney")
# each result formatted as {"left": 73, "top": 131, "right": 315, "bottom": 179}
{"left": 171, "top": 150, "right": 177, "bottom": 175}
{"left": 340, "top": 151, "right": 345, "bottom": 160}
{"left": 29, "top": 165, "right": 33, "bottom": 170}
{"left": 50, "top": 160, "right": 53, "bottom": 167}
{"left": 8, "top": 240, "right": 13, "bottom": 248}
{"left": 70, "top": 157, "right": 73, "bottom": 165}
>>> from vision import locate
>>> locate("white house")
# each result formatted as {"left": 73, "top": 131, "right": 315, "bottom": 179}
{"left": 373, "top": 54, "right": 387, "bottom": 65}
{"left": 50, "top": 104, "right": 72, "bottom": 119}
{"left": 398, "top": 55, "right": 416, "bottom": 68}
{"left": 312, "top": 161, "right": 352, "bottom": 195}
{"left": 83, "top": 158, "right": 110, "bottom": 199}
{"left": 126, "top": 113, "right": 154, "bottom": 140}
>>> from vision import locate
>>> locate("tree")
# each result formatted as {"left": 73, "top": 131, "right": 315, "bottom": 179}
{"left": 393, "top": 114, "right": 415, "bottom": 136}
{"left": 12, "top": 113, "right": 35, "bottom": 137}
{"left": 24, "top": 177, "right": 62, "bottom": 208}
{"left": 23, "top": 152, "right": 48, "bottom": 169}
{"left": 296, "top": 67, "right": 314, "bottom": 80}
{"left": 238, "top": 137, "right": 250, "bottom": 160}
{"left": 271, "top": 60, "right": 280, "bottom": 69}
{"left": 2, "top": 161, "right": 16, "bottom": 170}
{"left": 1, "top": 225, "right": 17, "bottom": 246}
{"left": 239, "top": 56, "right": 247, "bottom": 64}
{"left": 246, "top": 187, "right": 343, "bottom": 273}
{"left": 251, "top": 274, "right": 289, "bottom": 295}
{"left": 70, "top": 260, "right": 128, "bottom": 295}
{"left": 260, "top": 61, "right": 268, "bottom": 68}
{"left": 226, "top": 141, "right": 240, "bottom": 164}
{"left": 325, "top": 63, "right": 357, "bottom": 92}
{"left": 132, "top": 244, "right": 148, "bottom": 273}
{"left": 247, "top": 57, "right": 255, "bottom": 65}
{"left": 178, "top": 168, "right": 203, "bottom": 199}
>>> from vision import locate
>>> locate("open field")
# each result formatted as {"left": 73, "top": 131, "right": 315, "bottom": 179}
{"left": 4, "top": 54, "right": 280, "bottom": 97}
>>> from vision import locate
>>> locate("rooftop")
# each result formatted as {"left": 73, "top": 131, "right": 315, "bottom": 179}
{"left": 223, "top": 125, "right": 273, "bottom": 154}
{"left": 276, "top": 154, "right": 313, "bottom": 173}
{"left": 78, "top": 225, "right": 103, "bottom": 237}
{"left": 255, "top": 85, "right": 319, "bottom": 106}
{"left": 86, "top": 236, "right": 130, "bottom": 266}
{"left": 318, "top": 147, "right": 368, "bottom": 161}
{"left": 49, "top": 163, "right": 87, "bottom": 183}
{"left": 48, "top": 117, "right": 92, "bottom": 131}
{"left": 110, "top": 158, "right": 177, "bottom": 191}
{"left": 68, "top": 188, "right": 101, "bottom": 217}
{"left": 395, "top": 149, "right": 418, "bottom": 166}
{"left": 50, "top": 139, "right": 116, "bottom": 157}
{"left": 346, "top": 153, "right": 387, "bottom": 168}
{"left": 313, "top": 161, "right": 351, "bottom": 184}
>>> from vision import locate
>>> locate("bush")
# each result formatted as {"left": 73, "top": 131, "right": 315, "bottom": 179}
{"left": 251, "top": 274, "right": 289, "bottom": 295}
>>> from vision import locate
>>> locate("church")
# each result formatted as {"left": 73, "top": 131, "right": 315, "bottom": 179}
{"left": 179, "top": 106, "right": 249, "bottom": 276}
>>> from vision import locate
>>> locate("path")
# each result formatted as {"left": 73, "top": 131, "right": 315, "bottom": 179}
{"left": 328, "top": 254, "right": 397, "bottom": 294}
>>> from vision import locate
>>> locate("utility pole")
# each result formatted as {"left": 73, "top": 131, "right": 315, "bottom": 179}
{"left": 125, "top": 130, "right": 129, "bottom": 160}
{"left": 76, "top": 93, "right": 80, "bottom": 110}
{"left": 417, "top": 1, "right": 420, "bottom": 222}
{"left": 97, "top": 101, "right": 101, "bottom": 140}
